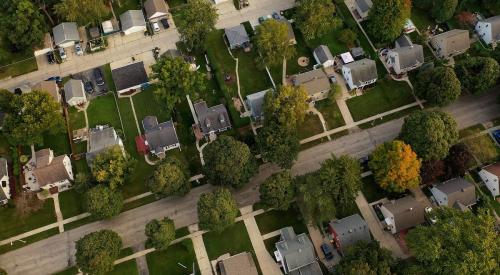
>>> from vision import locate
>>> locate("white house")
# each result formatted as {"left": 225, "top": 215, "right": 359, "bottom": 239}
{"left": 342, "top": 58, "right": 377, "bottom": 90}
{"left": 0, "top": 158, "right": 10, "bottom": 205}
{"left": 64, "top": 79, "right": 87, "bottom": 106}
{"left": 475, "top": 15, "right": 500, "bottom": 45}
{"left": 429, "top": 178, "right": 476, "bottom": 211}
{"left": 478, "top": 163, "right": 500, "bottom": 197}
{"left": 26, "top": 149, "right": 73, "bottom": 193}
{"left": 313, "top": 45, "right": 335, "bottom": 67}
{"left": 120, "top": 10, "right": 147, "bottom": 35}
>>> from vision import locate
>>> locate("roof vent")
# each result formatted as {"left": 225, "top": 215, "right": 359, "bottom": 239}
{"left": 219, "top": 114, "right": 225, "bottom": 123}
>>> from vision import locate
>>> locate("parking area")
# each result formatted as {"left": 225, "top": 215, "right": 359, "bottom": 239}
{"left": 72, "top": 65, "right": 109, "bottom": 97}
{"left": 149, "top": 16, "right": 174, "bottom": 34}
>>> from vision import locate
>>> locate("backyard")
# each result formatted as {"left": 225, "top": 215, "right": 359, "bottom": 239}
{"left": 86, "top": 94, "right": 123, "bottom": 131}
{"left": 0, "top": 39, "right": 38, "bottom": 79}
{"left": 111, "top": 0, "right": 141, "bottom": 17}
{"left": 146, "top": 239, "right": 199, "bottom": 275}
{"left": 315, "top": 100, "right": 346, "bottom": 130}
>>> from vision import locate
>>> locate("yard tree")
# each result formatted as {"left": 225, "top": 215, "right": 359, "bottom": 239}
{"left": 455, "top": 56, "right": 500, "bottom": 94}
{"left": 407, "top": 208, "right": 500, "bottom": 274}
{"left": 152, "top": 56, "right": 207, "bottom": 113}
{"left": 0, "top": 0, "right": 45, "bottom": 50}
{"left": 431, "top": 0, "right": 458, "bottom": 22}
{"left": 203, "top": 135, "right": 257, "bottom": 188}
{"left": 420, "top": 160, "right": 445, "bottom": 186}
{"left": 294, "top": 0, "right": 342, "bottom": 40}
{"left": 299, "top": 175, "right": 336, "bottom": 224}
{"left": 75, "top": 229, "right": 122, "bottom": 275}
{"left": 197, "top": 188, "right": 238, "bottom": 232}
{"left": 413, "top": 0, "right": 433, "bottom": 9}
{"left": 263, "top": 85, "right": 308, "bottom": 131}
{"left": 338, "top": 28, "right": 357, "bottom": 47}
{"left": 335, "top": 241, "right": 395, "bottom": 275}
{"left": 257, "top": 121, "right": 300, "bottom": 169}
{"left": 85, "top": 185, "right": 123, "bottom": 219}
{"left": 0, "top": 89, "right": 15, "bottom": 113}
{"left": 148, "top": 157, "right": 190, "bottom": 197}
{"left": 328, "top": 83, "right": 343, "bottom": 102}
{"left": 400, "top": 110, "right": 458, "bottom": 161}
{"left": 177, "top": 0, "right": 218, "bottom": 51}
{"left": 255, "top": 19, "right": 296, "bottom": 67}
{"left": 74, "top": 173, "right": 93, "bottom": 193}
{"left": 444, "top": 143, "right": 473, "bottom": 178}
{"left": 366, "top": 0, "right": 411, "bottom": 43}
{"left": 369, "top": 140, "right": 421, "bottom": 193}
{"left": 54, "top": 0, "right": 109, "bottom": 26}
{"left": 91, "top": 146, "right": 136, "bottom": 190}
{"left": 2, "top": 90, "right": 65, "bottom": 146}
{"left": 145, "top": 217, "right": 176, "bottom": 251}
{"left": 414, "top": 66, "right": 461, "bottom": 107}
{"left": 259, "top": 170, "right": 295, "bottom": 210}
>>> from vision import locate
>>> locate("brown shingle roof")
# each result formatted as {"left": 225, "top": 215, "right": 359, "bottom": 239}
{"left": 144, "top": 0, "right": 168, "bottom": 19}
{"left": 383, "top": 195, "right": 425, "bottom": 232}
{"left": 218, "top": 252, "right": 258, "bottom": 275}
{"left": 292, "top": 69, "right": 330, "bottom": 96}
{"left": 33, "top": 81, "right": 60, "bottom": 102}
{"left": 33, "top": 155, "right": 71, "bottom": 187}
{"left": 483, "top": 162, "right": 500, "bottom": 177}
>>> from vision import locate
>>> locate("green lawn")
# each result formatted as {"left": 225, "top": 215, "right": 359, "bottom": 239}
{"left": 263, "top": 235, "right": 280, "bottom": 256}
{"left": 459, "top": 124, "right": 486, "bottom": 139}
{"left": 463, "top": 134, "right": 500, "bottom": 164}
{"left": 115, "top": 96, "right": 140, "bottom": 157}
{"left": 112, "top": 0, "right": 141, "bottom": 17}
{"left": 297, "top": 113, "right": 324, "bottom": 140}
{"left": 306, "top": 28, "right": 349, "bottom": 56}
{"left": 315, "top": 100, "right": 346, "bottom": 130}
{"left": 167, "top": 0, "right": 187, "bottom": 9}
{"left": 0, "top": 39, "right": 38, "bottom": 79}
{"left": 233, "top": 49, "right": 273, "bottom": 97}
{"left": 360, "top": 175, "right": 387, "bottom": 203}
{"left": 122, "top": 159, "right": 154, "bottom": 198}
{"left": 86, "top": 93, "right": 122, "bottom": 130}
{"left": 336, "top": 2, "right": 376, "bottom": 58}
{"left": 147, "top": 239, "right": 200, "bottom": 275}
{"left": 0, "top": 228, "right": 59, "bottom": 255}
{"left": 346, "top": 80, "right": 415, "bottom": 121}
{"left": 0, "top": 199, "right": 56, "bottom": 240}
{"left": 107, "top": 259, "right": 138, "bottom": 275}
{"left": 410, "top": 7, "right": 436, "bottom": 32}
{"left": 132, "top": 86, "right": 172, "bottom": 130}
{"left": 58, "top": 189, "right": 86, "bottom": 219}
{"left": 68, "top": 107, "right": 86, "bottom": 131}
{"left": 357, "top": 105, "right": 420, "bottom": 129}
{"left": 255, "top": 206, "right": 308, "bottom": 235}
{"left": 37, "top": 130, "right": 71, "bottom": 156}
{"left": 103, "top": 64, "right": 117, "bottom": 92}
{"left": 202, "top": 221, "right": 253, "bottom": 260}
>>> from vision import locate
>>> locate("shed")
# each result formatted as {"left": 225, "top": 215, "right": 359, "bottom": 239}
{"left": 224, "top": 25, "right": 250, "bottom": 49}
{"left": 313, "top": 45, "right": 335, "bottom": 67}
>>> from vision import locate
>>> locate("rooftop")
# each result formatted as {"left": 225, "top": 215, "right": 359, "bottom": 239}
{"left": 313, "top": 45, "right": 334, "bottom": 64}
{"left": 292, "top": 69, "right": 330, "bottom": 96}
{"left": 382, "top": 195, "right": 425, "bottom": 232}
{"left": 144, "top": 0, "right": 168, "bottom": 19}
{"left": 64, "top": 79, "right": 85, "bottom": 100}
{"left": 225, "top": 24, "right": 250, "bottom": 47}
{"left": 120, "top": 10, "right": 146, "bottom": 30}
{"left": 32, "top": 149, "right": 71, "bottom": 187}
{"left": 218, "top": 252, "right": 258, "bottom": 275}
{"left": 276, "top": 227, "right": 322, "bottom": 274}
{"left": 343, "top": 58, "right": 377, "bottom": 84}
{"left": 246, "top": 89, "right": 270, "bottom": 119}
{"left": 142, "top": 116, "right": 179, "bottom": 153}
{"left": 433, "top": 177, "right": 476, "bottom": 208}
{"left": 329, "top": 214, "right": 371, "bottom": 250}
{"left": 194, "top": 101, "right": 231, "bottom": 135}
{"left": 86, "top": 126, "right": 123, "bottom": 164}
{"left": 52, "top": 22, "right": 79, "bottom": 45}
{"left": 111, "top": 61, "right": 149, "bottom": 92}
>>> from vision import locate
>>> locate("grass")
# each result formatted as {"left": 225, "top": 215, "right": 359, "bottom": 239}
{"left": 360, "top": 175, "right": 387, "bottom": 203}
{"left": 132, "top": 86, "right": 172, "bottom": 129}
{"left": 263, "top": 235, "right": 280, "bottom": 256}
{"left": 115, "top": 96, "right": 140, "bottom": 157}
{"left": 411, "top": 7, "right": 436, "bottom": 32}
{"left": 103, "top": 64, "right": 117, "bottom": 92}
{"left": 306, "top": 28, "right": 349, "bottom": 56}
{"left": 108, "top": 259, "right": 138, "bottom": 275}
{"left": 233, "top": 49, "right": 273, "bottom": 96}
{"left": 297, "top": 113, "right": 324, "bottom": 140}
{"left": 37, "top": 130, "right": 72, "bottom": 156}
{"left": 202, "top": 221, "right": 253, "bottom": 260}
{"left": 147, "top": 239, "right": 199, "bottom": 275}
{"left": 315, "top": 100, "right": 346, "bottom": 130}
{"left": 357, "top": 105, "right": 420, "bottom": 129}
{"left": 53, "top": 266, "right": 78, "bottom": 275}
{"left": 299, "top": 137, "right": 329, "bottom": 151}
{"left": 168, "top": 0, "right": 186, "bottom": 8}
{"left": 86, "top": 93, "right": 122, "bottom": 130}
{"left": 175, "top": 226, "right": 190, "bottom": 238}
{"left": 58, "top": 190, "right": 86, "bottom": 219}
{"left": 0, "top": 199, "right": 56, "bottom": 240}
{"left": 0, "top": 39, "right": 38, "bottom": 79}
{"left": 121, "top": 193, "right": 157, "bottom": 211}
{"left": 459, "top": 124, "right": 486, "bottom": 139}
{"left": 122, "top": 159, "right": 154, "bottom": 198}
{"left": 463, "top": 134, "right": 500, "bottom": 164}
{"left": 68, "top": 107, "right": 86, "bottom": 131}
{"left": 112, "top": 0, "right": 141, "bottom": 17}
{"left": 0, "top": 228, "right": 59, "bottom": 255}
{"left": 63, "top": 215, "right": 99, "bottom": 231}
{"left": 255, "top": 206, "right": 307, "bottom": 235}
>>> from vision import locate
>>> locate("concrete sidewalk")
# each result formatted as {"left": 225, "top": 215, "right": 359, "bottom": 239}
{"left": 243, "top": 217, "right": 282, "bottom": 275}
{"left": 192, "top": 232, "right": 213, "bottom": 275}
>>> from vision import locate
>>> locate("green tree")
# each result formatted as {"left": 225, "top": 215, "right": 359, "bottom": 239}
{"left": 432, "top": 0, "right": 458, "bottom": 22}
{"left": 75, "top": 230, "right": 122, "bottom": 275}
{"left": 177, "top": 0, "right": 218, "bottom": 51}
{"left": 338, "top": 28, "right": 357, "bottom": 47}
{"left": 85, "top": 185, "right": 123, "bottom": 219}
{"left": 197, "top": 188, "right": 238, "bottom": 232}
{"left": 54, "top": 0, "right": 109, "bottom": 26}
{"left": 483, "top": 0, "right": 500, "bottom": 14}
{"left": 262, "top": 85, "right": 308, "bottom": 131}
{"left": 0, "top": 89, "right": 15, "bottom": 113}
{"left": 0, "top": 0, "right": 45, "bottom": 50}
{"left": 407, "top": 208, "right": 500, "bottom": 274}
{"left": 91, "top": 146, "right": 136, "bottom": 190}
{"left": 413, "top": 0, "right": 433, "bottom": 9}
{"left": 335, "top": 241, "right": 395, "bottom": 275}
{"left": 255, "top": 19, "right": 296, "bottom": 67}
{"left": 74, "top": 173, "right": 93, "bottom": 193}
{"left": 2, "top": 90, "right": 64, "bottom": 146}
{"left": 366, "top": 0, "right": 411, "bottom": 43}
{"left": 145, "top": 217, "right": 176, "bottom": 251}
{"left": 294, "top": 0, "right": 342, "bottom": 40}
{"left": 414, "top": 66, "right": 461, "bottom": 106}
{"left": 454, "top": 56, "right": 500, "bottom": 94}
{"left": 147, "top": 157, "right": 190, "bottom": 197}
{"left": 259, "top": 170, "right": 295, "bottom": 210}
{"left": 203, "top": 136, "right": 257, "bottom": 188}
{"left": 257, "top": 121, "right": 299, "bottom": 169}
{"left": 151, "top": 56, "right": 207, "bottom": 112}
{"left": 400, "top": 110, "right": 458, "bottom": 161}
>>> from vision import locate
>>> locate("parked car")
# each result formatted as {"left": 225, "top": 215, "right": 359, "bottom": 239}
{"left": 320, "top": 243, "right": 334, "bottom": 260}
{"left": 152, "top": 22, "right": 160, "bottom": 32}
{"left": 84, "top": 81, "right": 94, "bottom": 93}
{"left": 58, "top": 47, "right": 67, "bottom": 60}
{"left": 492, "top": 129, "right": 500, "bottom": 145}
{"left": 160, "top": 18, "right": 170, "bottom": 29}
{"left": 46, "top": 51, "right": 55, "bottom": 64}
{"left": 93, "top": 68, "right": 104, "bottom": 86}
{"left": 75, "top": 43, "right": 83, "bottom": 56}
{"left": 46, "top": 76, "right": 62, "bottom": 83}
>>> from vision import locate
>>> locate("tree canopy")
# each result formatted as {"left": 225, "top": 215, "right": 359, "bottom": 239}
{"left": 259, "top": 170, "right": 296, "bottom": 210}
{"left": 335, "top": 241, "right": 395, "bottom": 275}
{"left": 147, "top": 157, "right": 190, "bottom": 197}
{"left": 54, "top": 0, "right": 109, "bottom": 26}
{"left": 145, "top": 217, "right": 176, "bottom": 251}
{"left": 432, "top": 0, "right": 458, "bottom": 22}
{"left": 257, "top": 121, "right": 300, "bottom": 169}
{"left": 86, "top": 185, "right": 123, "bottom": 219}
{"left": 454, "top": 56, "right": 500, "bottom": 94}
{"left": 0, "top": 0, "right": 45, "bottom": 50}
{"left": 414, "top": 66, "right": 461, "bottom": 107}
{"left": 197, "top": 188, "right": 238, "bottom": 232}
{"left": 91, "top": 146, "right": 136, "bottom": 190}
{"left": 177, "top": 0, "right": 218, "bottom": 51}
{"left": 444, "top": 143, "right": 473, "bottom": 178}
{"left": 294, "top": 0, "right": 342, "bottom": 40}
{"left": 262, "top": 85, "right": 308, "bottom": 131}
{"left": 75, "top": 230, "right": 122, "bottom": 275}
{"left": 366, "top": 0, "right": 411, "bottom": 43}
{"left": 255, "top": 19, "right": 296, "bottom": 67}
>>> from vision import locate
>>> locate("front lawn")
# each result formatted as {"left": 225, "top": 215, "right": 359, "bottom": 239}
{"left": 357, "top": 105, "right": 420, "bottom": 129}
{"left": 463, "top": 134, "right": 500, "bottom": 164}
{"left": 58, "top": 189, "right": 86, "bottom": 219}
{"left": 147, "top": 239, "right": 200, "bottom": 275}
{"left": 0, "top": 199, "right": 56, "bottom": 240}
{"left": 202, "top": 221, "right": 253, "bottom": 260}
{"left": 255, "top": 206, "right": 307, "bottom": 235}
{"left": 315, "top": 100, "right": 346, "bottom": 130}
{"left": 86, "top": 93, "right": 122, "bottom": 130}
{"left": 108, "top": 260, "right": 138, "bottom": 275}
{"left": 297, "top": 113, "right": 324, "bottom": 140}
{"left": 0, "top": 228, "right": 59, "bottom": 255}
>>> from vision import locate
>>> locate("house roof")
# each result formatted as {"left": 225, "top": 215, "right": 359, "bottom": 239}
{"left": 33, "top": 80, "right": 60, "bottom": 101}
{"left": 86, "top": 126, "right": 122, "bottom": 163}
{"left": 64, "top": 79, "right": 85, "bottom": 101}
{"left": 482, "top": 162, "right": 500, "bottom": 177}
{"left": 33, "top": 149, "right": 71, "bottom": 187}
{"left": 433, "top": 177, "right": 476, "bottom": 208}
{"left": 292, "top": 69, "right": 330, "bottom": 96}
{"left": 391, "top": 44, "right": 424, "bottom": 69}
{"left": 142, "top": 116, "right": 179, "bottom": 151}
{"left": 246, "top": 89, "right": 269, "bottom": 119}
{"left": 313, "top": 45, "right": 334, "bottom": 64}
{"left": 111, "top": 61, "right": 149, "bottom": 92}
{"left": 350, "top": 47, "right": 365, "bottom": 58}
{"left": 144, "top": 0, "right": 168, "bottom": 19}
{"left": 120, "top": 10, "right": 146, "bottom": 31}
{"left": 276, "top": 227, "right": 322, "bottom": 274}
{"left": 355, "top": 0, "right": 373, "bottom": 13}
{"left": 343, "top": 58, "right": 377, "bottom": 84}
{"left": 218, "top": 252, "right": 258, "bottom": 275}
{"left": 431, "top": 29, "right": 470, "bottom": 56}
{"left": 329, "top": 214, "right": 371, "bottom": 250}
{"left": 225, "top": 25, "right": 250, "bottom": 47}
{"left": 102, "top": 19, "right": 120, "bottom": 34}
{"left": 194, "top": 101, "right": 231, "bottom": 135}
{"left": 483, "top": 15, "right": 500, "bottom": 41}
{"left": 0, "top": 158, "right": 8, "bottom": 179}
{"left": 52, "top": 22, "right": 79, "bottom": 46}
{"left": 395, "top": 35, "right": 413, "bottom": 48}
{"left": 383, "top": 195, "right": 425, "bottom": 232}
{"left": 278, "top": 19, "right": 296, "bottom": 42}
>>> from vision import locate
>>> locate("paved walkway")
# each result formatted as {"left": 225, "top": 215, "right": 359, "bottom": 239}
{"left": 261, "top": 229, "right": 281, "bottom": 240}
{"left": 52, "top": 194, "right": 64, "bottom": 233}
{"left": 133, "top": 243, "right": 150, "bottom": 275}
{"left": 309, "top": 106, "right": 331, "bottom": 141}
{"left": 306, "top": 224, "right": 326, "bottom": 262}
{"left": 243, "top": 217, "right": 282, "bottom": 275}
{"left": 192, "top": 231, "right": 213, "bottom": 275}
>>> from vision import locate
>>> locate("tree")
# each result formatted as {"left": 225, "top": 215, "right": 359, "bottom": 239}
{"left": 73, "top": 173, "right": 93, "bottom": 193}
{"left": 0, "top": 89, "right": 14, "bottom": 113}
{"left": 14, "top": 191, "right": 44, "bottom": 219}
{"left": 145, "top": 217, "right": 176, "bottom": 251}
{"left": 455, "top": 11, "right": 475, "bottom": 26}
{"left": 177, "top": 0, "right": 218, "bottom": 51}
{"left": 414, "top": 66, "right": 461, "bottom": 107}
{"left": 2, "top": 91, "right": 64, "bottom": 146}
{"left": 91, "top": 146, "right": 136, "bottom": 190}
{"left": 369, "top": 140, "right": 421, "bottom": 193}
{"left": 413, "top": 0, "right": 433, "bottom": 9}
{"left": 420, "top": 160, "right": 445, "bottom": 186}
{"left": 257, "top": 121, "right": 299, "bottom": 169}
{"left": 400, "top": 110, "right": 458, "bottom": 161}
{"left": 294, "top": 0, "right": 342, "bottom": 40}
{"left": 259, "top": 170, "right": 295, "bottom": 210}
{"left": 254, "top": 19, "right": 296, "bottom": 67}
{"left": 147, "top": 157, "right": 190, "bottom": 197}
{"left": 75, "top": 230, "right": 122, "bottom": 275}
{"left": 432, "top": 0, "right": 458, "bottom": 22}
{"left": 86, "top": 185, "right": 123, "bottom": 219}
{"left": 203, "top": 136, "right": 257, "bottom": 188}
{"left": 0, "top": 0, "right": 45, "bottom": 50}
{"left": 335, "top": 241, "right": 395, "bottom": 275}
{"left": 366, "top": 0, "right": 411, "bottom": 43}
{"left": 328, "top": 83, "right": 343, "bottom": 102}
{"left": 54, "top": 0, "right": 109, "bottom": 26}
{"left": 197, "top": 188, "right": 238, "bottom": 232}
{"left": 151, "top": 56, "right": 207, "bottom": 112}
{"left": 455, "top": 56, "right": 500, "bottom": 94}
{"left": 483, "top": 0, "right": 500, "bottom": 14}
{"left": 338, "top": 28, "right": 357, "bottom": 47}
{"left": 263, "top": 85, "right": 308, "bottom": 131}
{"left": 444, "top": 143, "right": 473, "bottom": 178}
{"left": 407, "top": 208, "right": 500, "bottom": 274}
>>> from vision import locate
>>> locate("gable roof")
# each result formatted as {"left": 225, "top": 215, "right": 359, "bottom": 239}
{"left": 431, "top": 29, "right": 470, "bottom": 56}
{"left": 33, "top": 80, "right": 60, "bottom": 102}
{"left": 111, "top": 61, "right": 149, "bottom": 92}
{"left": 120, "top": 10, "right": 146, "bottom": 30}
{"left": 313, "top": 45, "right": 334, "bottom": 64}
{"left": 246, "top": 89, "right": 269, "bottom": 119}
{"left": 32, "top": 149, "right": 71, "bottom": 187}
{"left": 142, "top": 116, "right": 179, "bottom": 151}
{"left": 276, "top": 227, "right": 322, "bottom": 274}
{"left": 482, "top": 162, "right": 500, "bottom": 177}
{"left": 383, "top": 195, "right": 425, "bottom": 232}
{"left": 86, "top": 126, "right": 123, "bottom": 164}
{"left": 224, "top": 25, "right": 250, "bottom": 47}
{"left": 483, "top": 15, "right": 500, "bottom": 41}
{"left": 395, "top": 35, "right": 413, "bottom": 48}
{"left": 329, "top": 214, "right": 371, "bottom": 250}
{"left": 433, "top": 178, "right": 476, "bottom": 208}
{"left": 292, "top": 69, "right": 330, "bottom": 96}
{"left": 194, "top": 101, "right": 231, "bottom": 135}
{"left": 52, "top": 22, "right": 79, "bottom": 46}
{"left": 144, "top": 0, "right": 168, "bottom": 19}
{"left": 64, "top": 79, "right": 85, "bottom": 100}
{"left": 218, "top": 252, "right": 258, "bottom": 275}
{"left": 391, "top": 44, "right": 424, "bottom": 69}
{"left": 0, "top": 158, "right": 7, "bottom": 179}
{"left": 355, "top": 0, "right": 373, "bottom": 13}
{"left": 343, "top": 58, "right": 377, "bottom": 84}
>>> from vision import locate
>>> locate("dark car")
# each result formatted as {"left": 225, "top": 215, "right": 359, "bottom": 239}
{"left": 492, "top": 129, "right": 500, "bottom": 144}
{"left": 93, "top": 68, "right": 104, "bottom": 86}
{"left": 46, "top": 76, "right": 62, "bottom": 83}
{"left": 84, "top": 81, "right": 94, "bottom": 93}
{"left": 160, "top": 18, "right": 170, "bottom": 29}
{"left": 320, "top": 243, "right": 334, "bottom": 260}
{"left": 46, "top": 51, "right": 55, "bottom": 64}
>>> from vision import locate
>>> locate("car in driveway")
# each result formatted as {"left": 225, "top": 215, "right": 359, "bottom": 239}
{"left": 75, "top": 43, "right": 83, "bottom": 56}
{"left": 84, "top": 80, "right": 94, "bottom": 93}
{"left": 152, "top": 22, "right": 160, "bottom": 32}
{"left": 93, "top": 68, "right": 104, "bottom": 86}
{"left": 320, "top": 243, "right": 334, "bottom": 260}
{"left": 46, "top": 51, "right": 55, "bottom": 64}
{"left": 58, "top": 47, "right": 67, "bottom": 60}
{"left": 160, "top": 18, "right": 169, "bottom": 29}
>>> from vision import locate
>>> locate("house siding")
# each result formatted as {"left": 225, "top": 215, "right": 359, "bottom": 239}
{"left": 475, "top": 22, "right": 493, "bottom": 45}
{"left": 478, "top": 169, "right": 500, "bottom": 197}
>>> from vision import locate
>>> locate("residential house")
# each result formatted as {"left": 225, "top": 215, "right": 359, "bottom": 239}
{"left": 292, "top": 69, "right": 331, "bottom": 102}
{"left": 354, "top": 0, "right": 373, "bottom": 21}
{"left": 30, "top": 149, "right": 73, "bottom": 192}
{"left": 380, "top": 195, "right": 425, "bottom": 234}
{"left": 246, "top": 89, "right": 270, "bottom": 122}
{"left": 224, "top": 24, "right": 250, "bottom": 49}
{"left": 478, "top": 163, "right": 500, "bottom": 197}
{"left": 0, "top": 158, "right": 10, "bottom": 205}
{"left": 33, "top": 80, "right": 61, "bottom": 102}
{"left": 144, "top": 0, "right": 169, "bottom": 22}
{"left": 350, "top": 47, "right": 365, "bottom": 60}
{"left": 275, "top": 227, "right": 323, "bottom": 275}
{"left": 52, "top": 22, "right": 80, "bottom": 48}
{"left": 111, "top": 61, "right": 149, "bottom": 94}
{"left": 475, "top": 15, "right": 500, "bottom": 45}
{"left": 64, "top": 79, "right": 87, "bottom": 106}
{"left": 193, "top": 101, "right": 231, "bottom": 138}
{"left": 120, "top": 10, "right": 147, "bottom": 35}
{"left": 387, "top": 35, "right": 424, "bottom": 74}
{"left": 430, "top": 178, "right": 477, "bottom": 211}
{"left": 86, "top": 126, "right": 125, "bottom": 166}
{"left": 328, "top": 214, "right": 371, "bottom": 254}
{"left": 342, "top": 58, "right": 377, "bottom": 90}
{"left": 430, "top": 29, "right": 470, "bottom": 58}
{"left": 313, "top": 45, "right": 335, "bottom": 67}
{"left": 140, "top": 116, "right": 180, "bottom": 158}
{"left": 217, "top": 252, "right": 258, "bottom": 275}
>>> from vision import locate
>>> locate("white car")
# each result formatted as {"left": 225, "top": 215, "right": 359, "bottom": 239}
{"left": 152, "top": 22, "right": 160, "bottom": 32}
{"left": 58, "top": 47, "right": 67, "bottom": 60}
{"left": 75, "top": 43, "right": 83, "bottom": 56}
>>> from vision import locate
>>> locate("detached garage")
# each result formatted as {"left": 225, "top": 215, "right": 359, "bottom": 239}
{"left": 120, "top": 10, "right": 147, "bottom": 35}
{"left": 144, "top": 0, "right": 169, "bottom": 22}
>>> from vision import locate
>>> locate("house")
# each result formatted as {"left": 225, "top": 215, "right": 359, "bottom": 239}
{"left": 29, "top": 149, "right": 73, "bottom": 192}
{"left": 246, "top": 89, "right": 270, "bottom": 122}
{"left": 328, "top": 214, "right": 371, "bottom": 254}
{"left": 141, "top": 116, "right": 180, "bottom": 158}
{"left": 478, "top": 163, "right": 500, "bottom": 197}
{"left": 52, "top": 22, "right": 80, "bottom": 48}
{"left": 193, "top": 101, "right": 231, "bottom": 138}
{"left": 430, "top": 29, "right": 470, "bottom": 58}
{"left": 0, "top": 158, "right": 10, "bottom": 205}
{"left": 275, "top": 227, "right": 323, "bottom": 275}
{"left": 354, "top": 0, "right": 373, "bottom": 21}
{"left": 64, "top": 79, "right": 87, "bottom": 106}
{"left": 224, "top": 25, "right": 250, "bottom": 49}
{"left": 279, "top": 19, "right": 297, "bottom": 45}
{"left": 120, "top": 10, "right": 147, "bottom": 35}
{"left": 430, "top": 178, "right": 476, "bottom": 211}
{"left": 387, "top": 35, "right": 424, "bottom": 74}
{"left": 350, "top": 47, "right": 365, "bottom": 60}
{"left": 313, "top": 45, "right": 335, "bottom": 67}
{"left": 102, "top": 19, "right": 120, "bottom": 34}
{"left": 475, "top": 15, "right": 500, "bottom": 45}
{"left": 144, "top": 0, "right": 169, "bottom": 22}
{"left": 86, "top": 126, "right": 125, "bottom": 166}
{"left": 111, "top": 61, "right": 149, "bottom": 94}
{"left": 33, "top": 80, "right": 61, "bottom": 102}
{"left": 34, "top": 33, "right": 54, "bottom": 56}
{"left": 292, "top": 69, "right": 331, "bottom": 102}
{"left": 342, "top": 58, "right": 377, "bottom": 90}
{"left": 380, "top": 195, "right": 425, "bottom": 234}
{"left": 217, "top": 252, "right": 258, "bottom": 275}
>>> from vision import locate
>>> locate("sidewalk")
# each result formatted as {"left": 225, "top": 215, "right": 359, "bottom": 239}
{"left": 191, "top": 232, "right": 213, "bottom": 275}
{"left": 243, "top": 217, "right": 282, "bottom": 275}
{"left": 52, "top": 194, "right": 64, "bottom": 233}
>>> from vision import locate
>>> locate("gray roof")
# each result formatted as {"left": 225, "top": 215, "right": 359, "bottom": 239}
{"left": 86, "top": 126, "right": 123, "bottom": 164}
{"left": 144, "top": 0, "right": 168, "bottom": 19}
{"left": 350, "top": 47, "right": 365, "bottom": 58}
{"left": 52, "top": 22, "right": 79, "bottom": 46}
{"left": 194, "top": 101, "right": 231, "bottom": 135}
{"left": 0, "top": 158, "right": 8, "bottom": 179}
{"left": 111, "top": 61, "right": 149, "bottom": 92}
{"left": 395, "top": 35, "right": 413, "bottom": 48}
{"left": 383, "top": 195, "right": 425, "bottom": 232}
{"left": 313, "top": 45, "right": 334, "bottom": 64}
{"left": 430, "top": 29, "right": 470, "bottom": 57}
{"left": 218, "top": 252, "right": 258, "bottom": 275}
{"left": 64, "top": 79, "right": 85, "bottom": 101}
{"left": 355, "top": 0, "right": 373, "bottom": 13}
{"left": 120, "top": 10, "right": 146, "bottom": 31}
{"left": 434, "top": 177, "right": 476, "bottom": 208}
{"left": 343, "top": 58, "right": 377, "bottom": 84}
{"left": 142, "top": 116, "right": 179, "bottom": 152}
{"left": 329, "top": 214, "right": 371, "bottom": 251}
{"left": 276, "top": 227, "right": 322, "bottom": 275}
{"left": 292, "top": 69, "right": 330, "bottom": 96}
{"left": 483, "top": 15, "right": 500, "bottom": 41}
{"left": 246, "top": 89, "right": 269, "bottom": 119}
{"left": 392, "top": 44, "right": 425, "bottom": 69}
{"left": 225, "top": 25, "right": 250, "bottom": 48}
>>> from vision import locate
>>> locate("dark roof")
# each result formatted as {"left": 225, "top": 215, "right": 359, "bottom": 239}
{"left": 329, "top": 214, "right": 371, "bottom": 251}
{"left": 392, "top": 44, "right": 425, "bottom": 69}
{"left": 225, "top": 25, "right": 250, "bottom": 47}
{"left": 246, "top": 89, "right": 269, "bottom": 119}
{"left": 350, "top": 47, "right": 365, "bottom": 58}
{"left": 395, "top": 35, "right": 413, "bottom": 48}
{"left": 276, "top": 227, "right": 322, "bottom": 275}
{"left": 111, "top": 61, "right": 149, "bottom": 92}
{"left": 355, "top": 0, "right": 373, "bottom": 13}
{"left": 343, "top": 58, "right": 377, "bottom": 84}
{"left": 142, "top": 116, "right": 179, "bottom": 152}
{"left": 434, "top": 178, "right": 476, "bottom": 208}
{"left": 86, "top": 126, "right": 123, "bottom": 164}
{"left": 194, "top": 101, "right": 231, "bottom": 135}
{"left": 313, "top": 45, "right": 334, "bottom": 64}
{"left": 383, "top": 195, "right": 425, "bottom": 232}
